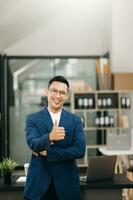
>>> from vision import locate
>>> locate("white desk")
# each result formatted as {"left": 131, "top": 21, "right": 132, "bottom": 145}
{"left": 99, "top": 147, "right": 133, "bottom": 156}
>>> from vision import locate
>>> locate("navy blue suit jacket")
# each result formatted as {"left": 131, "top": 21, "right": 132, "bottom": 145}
{"left": 23, "top": 107, "right": 86, "bottom": 200}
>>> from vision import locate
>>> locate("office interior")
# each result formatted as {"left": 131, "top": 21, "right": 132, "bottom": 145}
{"left": 0, "top": 0, "right": 133, "bottom": 199}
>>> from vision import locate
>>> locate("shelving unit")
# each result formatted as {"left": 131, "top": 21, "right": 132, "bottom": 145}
{"left": 71, "top": 90, "right": 133, "bottom": 166}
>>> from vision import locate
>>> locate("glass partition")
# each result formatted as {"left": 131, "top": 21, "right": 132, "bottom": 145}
{"left": 8, "top": 57, "right": 97, "bottom": 165}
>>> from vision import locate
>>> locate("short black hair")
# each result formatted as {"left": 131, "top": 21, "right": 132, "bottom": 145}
{"left": 48, "top": 76, "right": 69, "bottom": 89}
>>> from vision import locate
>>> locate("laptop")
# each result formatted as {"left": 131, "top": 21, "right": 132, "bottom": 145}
{"left": 80, "top": 155, "right": 117, "bottom": 182}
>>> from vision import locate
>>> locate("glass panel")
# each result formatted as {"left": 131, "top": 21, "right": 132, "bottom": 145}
{"left": 8, "top": 57, "right": 97, "bottom": 165}
{"left": 55, "top": 58, "right": 96, "bottom": 90}
{"left": 9, "top": 59, "right": 54, "bottom": 165}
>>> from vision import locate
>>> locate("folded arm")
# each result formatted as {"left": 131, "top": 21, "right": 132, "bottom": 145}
{"left": 26, "top": 116, "right": 51, "bottom": 152}
{"left": 26, "top": 115, "right": 66, "bottom": 154}
{"left": 27, "top": 115, "right": 86, "bottom": 161}
{"left": 47, "top": 117, "right": 86, "bottom": 162}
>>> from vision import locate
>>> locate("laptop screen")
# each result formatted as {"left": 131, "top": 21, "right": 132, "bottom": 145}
{"left": 80, "top": 155, "right": 117, "bottom": 182}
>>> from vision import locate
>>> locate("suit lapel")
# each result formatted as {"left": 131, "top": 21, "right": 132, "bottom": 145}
{"left": 41, "top": 108, "right": 68, "bottom": 131}
{"left": 59, "top": 109, "right": 68, "bottom": 127}
{"left": 41, "top": 107, "right": 53, "bottom": 132}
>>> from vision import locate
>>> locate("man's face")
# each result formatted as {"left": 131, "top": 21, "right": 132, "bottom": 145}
{"left": 47, "top": 81, "right": 69, "bottom": 112}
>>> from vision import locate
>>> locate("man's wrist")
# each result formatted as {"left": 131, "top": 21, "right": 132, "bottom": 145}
{"left": 49, "top": 133, "right": 54, "bottom": 145}
{"left": 49, "top": 133, "right": 52, "bottom": 141}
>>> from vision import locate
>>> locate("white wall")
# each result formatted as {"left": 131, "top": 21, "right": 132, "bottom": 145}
{"left": 3, "top": 0, "right": 133, "bottom": 72}
{"left": 5, "top": 0, "right": 111, "bottom": 56}
{"left": 111, "top": 0, "right": 133, "bottom": 72}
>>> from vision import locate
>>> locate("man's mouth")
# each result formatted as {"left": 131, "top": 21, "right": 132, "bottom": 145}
{"left": 53, "top": 99, "right": 61, "bottom": 105}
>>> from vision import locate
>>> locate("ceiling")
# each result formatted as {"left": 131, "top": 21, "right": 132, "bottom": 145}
{"left": 0, "top": 0, "right": 112, "bottom": 53}
{"left": 0, "top": 0, "right": 72, "bottom": 51}
{"left": 1, "top": 0, "right": 111, "bottom": 82}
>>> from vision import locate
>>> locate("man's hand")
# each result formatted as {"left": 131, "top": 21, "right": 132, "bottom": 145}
{"left": 32, "top": 151, "right": 47, "bottom": 157}
{"left": 32, "top": 152, "right": 39, "bottom": 157}
{"left": 39, "top": 151, "right": 47, "bottom": 156}
{"left": 49, "top": 120, "right": 65, "bottom": 141}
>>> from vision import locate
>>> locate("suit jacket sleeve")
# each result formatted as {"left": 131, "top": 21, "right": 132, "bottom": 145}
{"left": 25, "top": 115, "right": 51, "bottom": 152}
{"left": 47, "top": 117, "right": 86, "bottom": 162}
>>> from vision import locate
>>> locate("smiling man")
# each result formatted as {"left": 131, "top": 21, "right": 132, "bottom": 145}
{"left": 23, "top": 76, "right": 86, "bottom": 200}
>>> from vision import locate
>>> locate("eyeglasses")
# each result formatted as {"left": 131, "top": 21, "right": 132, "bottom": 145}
{"left": 49, "top": 88, "right": 68, "bottom": 97}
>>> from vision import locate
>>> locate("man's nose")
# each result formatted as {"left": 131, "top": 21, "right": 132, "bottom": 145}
{"left": 55, "top": 91, "right": 61, "bottom": 97}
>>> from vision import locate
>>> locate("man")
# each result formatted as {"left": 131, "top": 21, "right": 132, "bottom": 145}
{"left": 23, "top": 76, "right": 86, "bottom": 200}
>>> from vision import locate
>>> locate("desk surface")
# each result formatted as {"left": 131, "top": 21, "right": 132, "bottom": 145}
{"left": 0, "top": 174, "right": 133, "bottom": 191}
{"left": 99, "top": 147, "right": 133, "bottom": 155}
{"left": 80, "top": 174, "right": 133, "bottom": 189}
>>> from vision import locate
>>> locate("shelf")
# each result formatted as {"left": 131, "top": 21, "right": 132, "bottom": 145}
{"left": 71, "top": 90, "right": 133, "bottom": 166}
{"left": 120, "top": 108, "right": 132, "bottom": 111}
{"left": 84, "top": 127, "right": 130, "bottom": 131}
{"left": 74, "top": 108, "right": 119, "bottom": 112}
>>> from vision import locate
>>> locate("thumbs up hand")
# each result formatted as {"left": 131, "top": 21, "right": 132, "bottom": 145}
{"left": 49, "top": 120, "right": 65, "bottom": 141}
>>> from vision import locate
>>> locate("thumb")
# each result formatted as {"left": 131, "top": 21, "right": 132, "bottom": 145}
{"left": 54, "top": 119, "right": 58, "bottom": 127}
